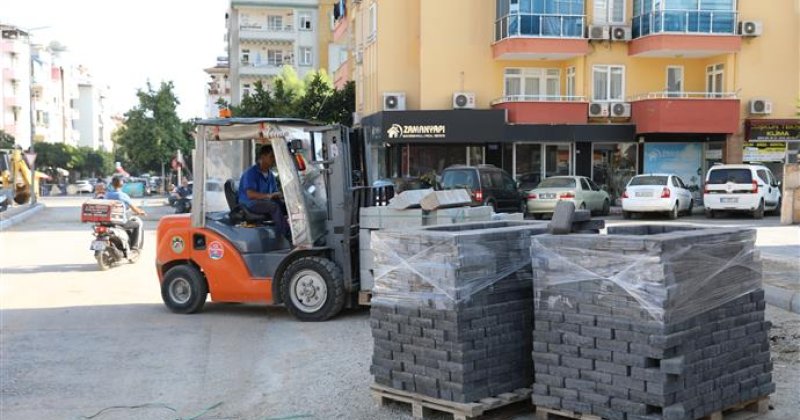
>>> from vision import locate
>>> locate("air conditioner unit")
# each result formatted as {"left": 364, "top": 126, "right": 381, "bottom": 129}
{"left": 383, "top": 92, "right": 406, "bottom": 111}
{"left": 587, "top": 25, "right": 610, "bottom": 40}
{"left": 611, "top": 102, "right": 631, "bottom": 118}
{"left": 739, "top": 21, "right": 763, "bottom": 36}
{"left": 749, "top": 98, "right": 773, "bottom": 115}
{"left": 610, "top": 26, "right": 632, "bottom": 41}
{"left": 452, "top": 92, "right": 476, "bottom": 109}
{"left": 588, "top": 102, "right": 610, "bottom": 118}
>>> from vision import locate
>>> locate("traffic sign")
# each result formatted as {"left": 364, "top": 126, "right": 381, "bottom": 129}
{"left": 24, "top": 152, "right": 37, "bottom": 167}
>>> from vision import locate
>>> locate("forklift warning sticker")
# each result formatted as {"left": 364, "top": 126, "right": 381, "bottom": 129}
{"left": 171, "top": 236, "right": 185, "bottom": 254}
{"left": 208, "top": 241, "right": 224, "bottom": 260}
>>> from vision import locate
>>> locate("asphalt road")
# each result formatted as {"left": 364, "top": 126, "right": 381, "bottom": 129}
{"left": 0, "top": 197, "right": 797, "bottom": 420}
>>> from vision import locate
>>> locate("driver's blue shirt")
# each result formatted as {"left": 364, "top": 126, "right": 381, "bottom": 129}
{"left": 238, "top": 164, "right": 278, "bottom": 209}
{"left": 105, "top": 189, "right": 133, "bottom": 221}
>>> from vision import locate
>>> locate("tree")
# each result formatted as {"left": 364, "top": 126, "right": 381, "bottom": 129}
{"left": 226, "top": 69, "right": 355, "bottom": 126}
{"left": 34, "top": 142, "right": 76, "bottom": 175}
{"left": 0, "top": 130, "right": 15, "bottom": 149}
{"left": 113, "top": 81, "right": 192, "bottom": 174}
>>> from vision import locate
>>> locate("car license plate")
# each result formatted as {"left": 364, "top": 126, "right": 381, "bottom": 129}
{"left": 90, "top": 240, "right": 107, "bottom": 251}
{"left": 635, "top": 192, "right": 653, "bottom": 197}
{"left": 541, "top": 193, "right": 556, "bottom": 199}
{"left": 720, "top": 197, "right": 739, "bottom": 204}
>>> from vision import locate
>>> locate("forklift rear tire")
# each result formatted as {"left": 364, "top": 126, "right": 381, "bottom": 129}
{"left": 281, "top": 256, "right": 345, "bottom": 322}
{"left": 161, "top": 265, "right": 208, "bottom": 314}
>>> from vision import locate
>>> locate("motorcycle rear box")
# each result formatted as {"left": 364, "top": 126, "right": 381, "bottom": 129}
{"left": 81, "top": 199, "right": 126, "bottom": 224}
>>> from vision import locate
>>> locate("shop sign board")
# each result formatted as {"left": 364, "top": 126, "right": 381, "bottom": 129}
{"left": 743, "top": 142, "right": 786, "bottom": 162}
{"left": 746, "top": 119, "right": 800, "bottom": 141}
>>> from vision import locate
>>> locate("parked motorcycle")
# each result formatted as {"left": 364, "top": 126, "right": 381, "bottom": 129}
{"left": 172, "top": 196, "right": 191, "bottom": 214}
{"left": 81, "top": 199, "right": 141, "bottom": 270}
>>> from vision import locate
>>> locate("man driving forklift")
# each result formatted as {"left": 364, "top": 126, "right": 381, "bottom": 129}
{"left": 238, "top": 144, "right": 290, "bottom": 241}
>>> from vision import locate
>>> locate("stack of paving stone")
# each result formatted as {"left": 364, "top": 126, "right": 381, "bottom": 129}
{"left": 369, "top": 221, "right": 548, "bottom": 403}
{"left": 529, "top": 225, "right": 774, "bottom": 420}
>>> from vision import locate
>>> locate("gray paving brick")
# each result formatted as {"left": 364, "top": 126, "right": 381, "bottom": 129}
{"left": 613, "top": 374, "right": 645, "bottom": 392}
{"left": 562, "top": 356, "right": 594, "bottom": 370}
{"left": 563, "top": 332, "right": 596, "bottom": 347}
{"left": 595, "top": 360, "right": 629, "bottom": 376}
{"left": 550, "top": 386, "right": 578, "bottom": 400}
{"left": 596, "top": 338, "right": 630, "bottom": 353}
{"left": 610, "top": 397, "right": 648, "bottom": 415}
{"left": 580, "top": 347, "right": 613, "bottom": 362}
{"left": 565, "top": 378, "right": 596, "bottom": 392}
{"left": 550, "top": 365, "right": 581, "bottom": 380}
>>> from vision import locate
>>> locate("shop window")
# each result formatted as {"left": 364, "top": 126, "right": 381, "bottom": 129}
{"left": 405, "top": 145, "right": 466, "bottom": 178}
{"left": 544, "top": 144, "right": 571, "bottom": 178}
{"left": 592, "top": 143, "right": 637, "bottom": 202}
{"left": 514, "top": 143, "right": 543, "bottom": 189}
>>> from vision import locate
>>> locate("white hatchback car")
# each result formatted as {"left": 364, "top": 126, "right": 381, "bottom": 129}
{"left": 703, "top": 164, "right": 781, "bottom": 219}
{"left": 621, "top": 174, "right": 694, "bottom": 219}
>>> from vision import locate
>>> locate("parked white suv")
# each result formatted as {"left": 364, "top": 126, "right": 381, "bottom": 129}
{"left": 703, "top": 164, "right": 781, "bottom": 219}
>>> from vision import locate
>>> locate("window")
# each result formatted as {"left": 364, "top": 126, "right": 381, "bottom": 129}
{"left": 300, "top": 47, "right": 313, "bottom": 66}
{"left": 592, "top": 65, "right": 625, "bottom": 102}
{"left": 368, "top": 3, "right": 377, "bottom": 42}
{"left": 756, "top": 169, "right": 769, "bottom": 185}
{"left": 566, "top": 67, "right": 576, "bottom": 100}
{"left": 267, "top": 50, "right": 284, "bottom": 66}
{"left": 504, "top": 68, "right": 560, "bottom": 100}
{"left": 267, "top": 15, "right": 283, "bottom": 31}
{"left": 241, "top": 49, "right": 250, "bottom": 65}
{"left": 671, "top": 177, "right": 681, "bottom": 188}
{"left": 581, "top": 178, "right": 592, "bottom": 191}
{"left": 706, "top": 63, "right": 724, "bottom": 97}
{"left": 666, "top": 66, "right": 683, "bottom": 97}
{"left": 588, "top": 179, "right": 601, "bottom": 191}
{"left": 299, "top": 12, "right": 313, "bottom": 30}
{"left": 593, "top": 0, "right": 625, "bottom": 24}
{"left": 496, "top": 0, "right": 586, "bottom": 40}
{"left": 242, "top": 83, "right": 251, "bottom": 97}
{"left": 632, "top": 0, "right": 736, "bottom": 37}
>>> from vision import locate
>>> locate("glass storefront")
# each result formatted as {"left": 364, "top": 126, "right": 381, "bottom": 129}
{"left": 513, "top": 143, "right": 573, "bottom": 190}
{"left": 591, "top": 143, "right": 638, "bottom": 202}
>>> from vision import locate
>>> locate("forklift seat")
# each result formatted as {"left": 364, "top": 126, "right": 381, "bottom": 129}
{"left": 224, "top": 179, "right": 270, "bottom": 224}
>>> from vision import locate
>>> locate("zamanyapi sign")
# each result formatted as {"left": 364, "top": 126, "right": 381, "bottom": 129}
{"left": 387, "top": 123, "right": 447, "bottom": 139}
{"left": 743, "top": 142, "right": 786, "bottom": 162}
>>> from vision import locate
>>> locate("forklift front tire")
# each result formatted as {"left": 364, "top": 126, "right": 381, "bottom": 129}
{"left": 161, "top": 265, "right": 208, "bottom": 314}
{"left": 281, "top": 256, "right": 345, "bottom": 322}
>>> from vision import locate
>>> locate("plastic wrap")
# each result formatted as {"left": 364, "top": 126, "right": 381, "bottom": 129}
{"left": 530, "top": 225, "right": 762, "bottom": 325}
{"left": 371, "top": 221, "right": 547, "bottom": 308}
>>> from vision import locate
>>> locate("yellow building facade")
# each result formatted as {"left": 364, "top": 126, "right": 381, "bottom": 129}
{"left": 332, "top": 0, "right": 799, "bottom": 199}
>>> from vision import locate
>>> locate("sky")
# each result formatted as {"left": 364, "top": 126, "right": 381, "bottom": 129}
{"left": 1, "top": 0, "right": 229, "bottom": 119}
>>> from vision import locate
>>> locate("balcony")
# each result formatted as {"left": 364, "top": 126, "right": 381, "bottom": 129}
{"left": 630, "top": 10, "right": 740, "bottom": 57}
{"left": 630, "top": 92, "right": 740, "bottom": 134}
{"left": 333, "top": 15, "right": 349, "bottom": 44}
{"left": 491, "top": 96, "right": 588, "bottom": 124}
{"left": 239, "top": 24, "right": 296, "bottom": 43}
{"left": 493, "top": 14, "right": 589, "bottom": 60}
{"left": 239, "top": 61, "right": 290, "bottom": 77}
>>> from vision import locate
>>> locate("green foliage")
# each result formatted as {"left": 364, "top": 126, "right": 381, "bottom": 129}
{"left": 113, "top": 81, "right": 193, "bottom": 174}
{"left": 228, "top": 69, "right": 355, "bottom": 126}
{"left": 29, "top": 142, "right": 114, "bottom": 177}
{"left": 0, "top": 130, "right": 15, "bottom": 149}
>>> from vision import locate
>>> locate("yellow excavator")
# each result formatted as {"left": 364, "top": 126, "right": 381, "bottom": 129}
{"left": 0, "top": 149, "right": 50, "bottom": 210}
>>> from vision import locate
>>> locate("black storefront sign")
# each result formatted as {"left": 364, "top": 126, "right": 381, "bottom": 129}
{"left": 363, "top": 110, "right": 507, "bottom": 143}
{"left": 746, "top": 119, "right": 800, "bottom": 141}
{"left": 362, "top": 110, "right": 636, "bottom": 144}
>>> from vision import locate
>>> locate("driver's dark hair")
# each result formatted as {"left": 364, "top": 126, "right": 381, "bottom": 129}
{"left": 258, "top": 144, "right": 274, "bottom": 158}
{"left": 111, "top": 176, "right": 124, "bottom": 189}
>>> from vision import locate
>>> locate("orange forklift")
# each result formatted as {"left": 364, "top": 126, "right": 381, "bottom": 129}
{"left": 155, "top": 118, "right": 392, "bottom": 321}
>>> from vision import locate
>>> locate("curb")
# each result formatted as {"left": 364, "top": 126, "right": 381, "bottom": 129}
{"left": 764, "top": 285, "right": 800, "bottom": 314}
{"left": 0, "top": 203, "right": 45, "bottom": 231}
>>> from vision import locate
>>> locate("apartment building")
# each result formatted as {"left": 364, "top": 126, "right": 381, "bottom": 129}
{"left": 337, "top": 0, "right": 800, "bottom": 200}
{"left": 1, "top": 25, "right": 32, "bottom": 149}
{"left": 76, "top": 66, "right": 113, "bottom": 151}
{"left": 226, "top": 0, "right": 336, "bottom": 106}
{"left": 204, "top": 56, "right": 231, "bottom": 118}
{"left": 31, "top": 44, "right": 82, "bottom": 147}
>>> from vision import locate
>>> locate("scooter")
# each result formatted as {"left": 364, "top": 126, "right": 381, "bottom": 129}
{"left": 91, "top": 222, "right": 140, "bottom": 270}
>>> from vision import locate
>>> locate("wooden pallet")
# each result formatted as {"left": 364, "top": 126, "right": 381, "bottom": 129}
{"left": 534, "top": 396, "right": 770, "bottom": 420}
{"left": 535, "top": 407, "right": 601, "bottom": 420}
{"left": 370, "top": 383, "right": 532, "bottom": 420}
{"left": 703, "top": 396, "right": 770, "bottom": 420}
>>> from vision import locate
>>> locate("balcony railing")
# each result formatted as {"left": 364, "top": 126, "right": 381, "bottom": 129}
{"left": 491, "top": 95, "right": 587, "bottom": 105}
{"left": 239, "top": 23, "right": 294, "bottom": 32}
{"left": 495, "top": 13, "right": 585, "bottom": 41}
{"left": 632, "top": 10, "right": 737, "bottom": 38}
{"left": 628, "top": 91, "right": 738, "bottom": 101}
